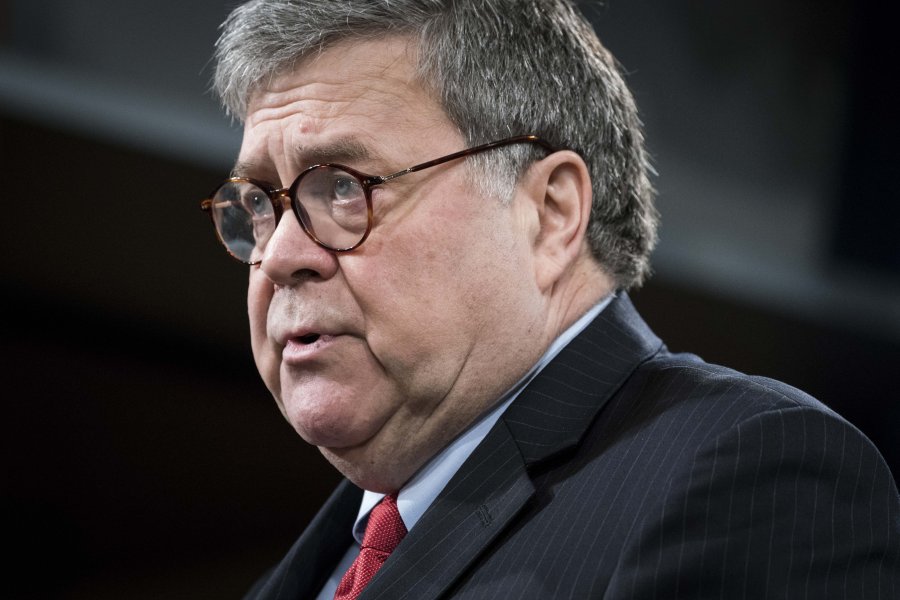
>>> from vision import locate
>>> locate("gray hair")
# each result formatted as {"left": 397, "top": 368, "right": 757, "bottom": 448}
{"left": 214, "top": 0, "right": 658, "bottom": 288}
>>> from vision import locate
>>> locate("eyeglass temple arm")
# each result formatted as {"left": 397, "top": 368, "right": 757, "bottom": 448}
{"left": 374, "top": 135, "right": 556, "bottom": 184}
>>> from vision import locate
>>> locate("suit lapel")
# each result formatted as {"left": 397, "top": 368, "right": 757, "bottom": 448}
{"left": 250, "top": 479, "right": 362, "bottom": 600}
{"left": 361, "top": 293, "right": 662, "bottom": 599}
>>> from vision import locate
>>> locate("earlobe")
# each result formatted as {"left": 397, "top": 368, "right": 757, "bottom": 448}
{"left": 529, "top": 151, "right": 593, "bottom": 292}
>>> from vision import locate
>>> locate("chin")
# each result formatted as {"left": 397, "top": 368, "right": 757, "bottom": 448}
{"left": 319, "top": 445, "right": 405, "bottom": 493}
{"left": 291, "top": 417, "right": 360, "bottom": 448}
{"left": 286, "top": 400, "right": 378, "bottom": 450}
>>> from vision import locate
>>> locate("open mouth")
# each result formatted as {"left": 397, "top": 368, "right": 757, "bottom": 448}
{"left": 297, "top": 333, "right": 321, "bottom": 344}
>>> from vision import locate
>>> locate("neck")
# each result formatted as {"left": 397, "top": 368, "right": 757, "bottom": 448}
{"left": 543, "top": 256, "right": 615, "bottom": 343}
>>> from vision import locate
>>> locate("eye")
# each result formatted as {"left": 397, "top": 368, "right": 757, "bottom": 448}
{"left": 242, "top": 188, "right": 271, "bottom": 215}
{"left": 332, "top": 176, "right": 362, "bottom": 202}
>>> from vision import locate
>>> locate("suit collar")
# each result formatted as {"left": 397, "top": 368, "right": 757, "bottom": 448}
{"left": 503, "top": 291, "right": 662, "bottom": 466}
{"left": 360, "top": 292, "right": 662, "bottom": 599}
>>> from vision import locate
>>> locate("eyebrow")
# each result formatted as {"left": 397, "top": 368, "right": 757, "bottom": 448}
{"left": 298, "top": 137, "right": 373, "bottom": 166}
{"left": 230, "top": 137, "right": 375, "bottom": 180}
{"left": 230, "top": 161, "right": 257, "bottom": 179}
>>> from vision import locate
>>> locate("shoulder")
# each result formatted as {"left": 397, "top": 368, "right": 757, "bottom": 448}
{"left": 627, "top": 348, "right": 885, "bottom": 478}
{"left": 620, "top": 348, "right": 844, "bottom": 437}
{"left": 583, "top": 346, "right": 899, "bottom": 537}
{"left": 596, "top": 352, "right": 900, "bottom": 597}
{"left": 606, "top": 349, "right": 897, "bottom": 487}
{"left": 643, "top": 349, "right": 818, "bottom": 403}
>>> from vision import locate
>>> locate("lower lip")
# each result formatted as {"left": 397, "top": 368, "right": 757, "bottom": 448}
{"left": 282, "top": 335, "right": 338, "bottom": 363}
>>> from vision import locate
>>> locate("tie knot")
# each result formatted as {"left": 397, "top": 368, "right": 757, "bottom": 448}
{"left": 361, "top": 494, "right": 407, "bottom": 555}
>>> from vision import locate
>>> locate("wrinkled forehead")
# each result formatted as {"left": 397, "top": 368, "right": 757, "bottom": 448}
{"left": 239, "top": 36, "right": 464, "bottom": 173}
{"left": 244, "top": 35, "right": 431, "bottom": 120}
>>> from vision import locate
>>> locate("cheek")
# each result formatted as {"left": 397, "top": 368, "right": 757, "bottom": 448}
{"left": 350, "top": 238, "right": 483, "bottom": 379}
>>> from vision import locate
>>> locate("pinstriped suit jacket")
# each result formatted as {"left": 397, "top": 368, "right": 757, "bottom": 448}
{"left": 246, "top": 293, "right": 900, "bottom": 599}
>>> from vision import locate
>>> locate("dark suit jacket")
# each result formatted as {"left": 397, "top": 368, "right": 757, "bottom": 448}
{"left": 246, "top": 294, "right": 900, "bottom": 599}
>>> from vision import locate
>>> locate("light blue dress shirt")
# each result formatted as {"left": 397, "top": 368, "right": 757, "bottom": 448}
{"left": 316, "top": 294, "right": 614, "bottom": 599}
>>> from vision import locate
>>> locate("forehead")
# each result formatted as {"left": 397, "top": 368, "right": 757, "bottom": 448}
{"left": 241, "top": 37, "right": 454, "bottom": 169}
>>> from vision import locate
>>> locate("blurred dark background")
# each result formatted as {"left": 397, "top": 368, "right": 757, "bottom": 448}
{"left": 1, "top": 1, "right": 897, "bottom": 598}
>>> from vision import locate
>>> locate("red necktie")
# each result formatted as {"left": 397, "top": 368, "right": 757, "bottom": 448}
{"left": 334, "top": 494, "right": 407, "bottom": 600}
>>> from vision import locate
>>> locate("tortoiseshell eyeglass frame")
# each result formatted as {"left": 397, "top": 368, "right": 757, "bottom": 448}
{"left": 200, "top": 134, "right": 557, "bottom": 264}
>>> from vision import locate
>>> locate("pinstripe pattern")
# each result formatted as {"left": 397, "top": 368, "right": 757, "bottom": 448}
{"left": 246, "top": 294, "right": 900, "bottom": 599}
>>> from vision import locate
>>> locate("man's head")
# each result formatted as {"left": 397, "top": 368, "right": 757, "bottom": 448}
{"left": 211, "top": 0, "right": 657, "bottom": 491}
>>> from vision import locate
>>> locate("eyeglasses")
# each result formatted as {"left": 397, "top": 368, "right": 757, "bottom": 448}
{"left": 200, "top": 134, "right": 555, "bottom": 264}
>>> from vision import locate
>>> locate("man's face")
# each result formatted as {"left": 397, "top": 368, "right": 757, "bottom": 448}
{"left": 241, "top": 38, "right": 546, "bottom": 490}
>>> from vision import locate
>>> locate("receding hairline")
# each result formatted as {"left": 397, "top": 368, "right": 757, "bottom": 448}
{"left": 234, "top": 33, "right": 427, "bottom": 122}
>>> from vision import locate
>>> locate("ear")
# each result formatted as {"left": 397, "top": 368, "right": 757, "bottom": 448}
{"left": 519, "top": 150, "right": 593, "bottom": 292}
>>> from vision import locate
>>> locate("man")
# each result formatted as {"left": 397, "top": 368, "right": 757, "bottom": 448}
{"left": 201, "top": 1, "right": 900, "bottom": 598}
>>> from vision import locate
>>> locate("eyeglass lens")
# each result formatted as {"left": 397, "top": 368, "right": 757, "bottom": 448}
{"left": 210, "top": 166, "right": 370, "bottom": 263}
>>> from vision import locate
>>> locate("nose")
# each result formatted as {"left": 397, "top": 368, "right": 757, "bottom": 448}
{"left": 258, "top": 202, "right": 339, "bottom": 285}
